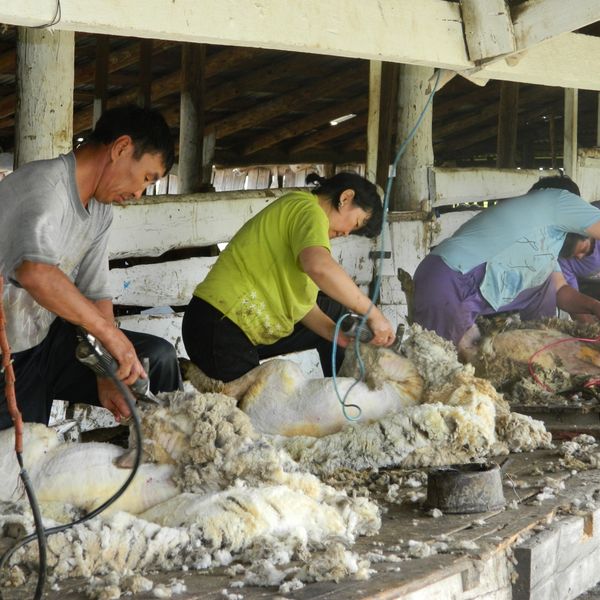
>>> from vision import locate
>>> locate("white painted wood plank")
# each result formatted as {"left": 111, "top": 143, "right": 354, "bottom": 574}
{"left": 118, "top": 314, "right": 323, "bottom": 378}
{"left": 430, "top": 167, "right": 540, "bottom": 208}
{"left": 473, "top": 33, "right": 600, "bottom": 91}
{"left": 2, "top": 0, "right": 470, "bottom": 70}
{"left": 109, "top": 257, "right": 215, "bottom": 306}
{"left": 386, "top": 220, "right": 429, "bottom": 276}
{"left": 514, "top": 509, "right": 600, "bottom": 600}
{"left": 460, "top": 0, "right": 515, "bottom": 62}
{"left": 579, "top": 148, "right": 600, "bottom": 202}
{"left": 109, "top": 236, "right": 375, "bottom": 307}
{"left": 117, "top": 313, "right": 186, "bottom": 358}
{"left": 511, "top": 0, "right": 600, "bottom": 52}
{"left": 108, "top": 188, "right": 293, "bottom": 259}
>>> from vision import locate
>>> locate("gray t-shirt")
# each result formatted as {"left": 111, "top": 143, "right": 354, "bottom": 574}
{"left": 0, "top": 152, "right": 113, "bottom": 353}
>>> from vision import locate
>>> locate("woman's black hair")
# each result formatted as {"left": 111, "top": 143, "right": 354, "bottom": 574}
{"left": 529, "top": 174, "right": 581, "bottom": 196}
{"left": 306, "top": 171, "right": 383, "bottom": 238}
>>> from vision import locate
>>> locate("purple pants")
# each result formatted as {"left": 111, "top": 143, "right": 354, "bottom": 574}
{"left": 412, "top": 255, "right": 557, "bottom": 346}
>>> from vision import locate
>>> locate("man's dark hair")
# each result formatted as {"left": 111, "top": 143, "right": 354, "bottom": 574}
{"left": 87, "top": 104, "right": 175, "bottom": 173}
{"left": 305, "top": 171, "right": 383, "bottom": 238}
{"left": 529, "top": 175, "right": 581, "bottom": 196}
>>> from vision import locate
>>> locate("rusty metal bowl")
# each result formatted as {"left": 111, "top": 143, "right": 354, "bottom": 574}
{"left": 426, "top": 463, "right": 505, "bottom": 514}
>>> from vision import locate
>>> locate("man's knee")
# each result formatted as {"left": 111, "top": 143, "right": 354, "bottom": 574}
{"left": 125, "top": 331, "right": 182, "bottom": 392}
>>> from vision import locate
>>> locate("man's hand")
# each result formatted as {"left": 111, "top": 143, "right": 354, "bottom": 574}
{"left": 96, "top": 325, "right": 146, "bottom": 385}
{"left": 97, "top": 377, "right": 132, "bottom": 422}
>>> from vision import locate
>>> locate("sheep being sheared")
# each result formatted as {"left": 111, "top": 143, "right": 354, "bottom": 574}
{"left": 181, "top": 325, "right": 551, "bottom": 474}
{"left": 472, "top": 317, "right": 600, "bottom": 402}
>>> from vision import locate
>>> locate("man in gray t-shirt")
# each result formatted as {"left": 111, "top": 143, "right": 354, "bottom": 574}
{"left": 0, "top": 105, "right": 181, "bottom": 430}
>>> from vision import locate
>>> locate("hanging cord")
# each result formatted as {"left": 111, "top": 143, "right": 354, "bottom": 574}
{"left": 0, "top": 321, "right": 143, "bottom": 594}
{"left": 332, "top": 68, "right": 442, "bottom": 421}
{"left": 31, "top": 0, "right": 62, "bottom": 28}
{"left": 0, "top": 276, "right": 46, "bottom": 599}
{"left": 528, "top": 332, "right": 600, "bottom": 392}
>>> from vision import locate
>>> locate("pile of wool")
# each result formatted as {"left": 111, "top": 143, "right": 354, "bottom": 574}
{"left": 0, "top": 391, "right": 380, "bottom": 592}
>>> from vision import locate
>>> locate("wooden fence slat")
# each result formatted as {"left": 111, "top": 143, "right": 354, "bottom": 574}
{"left": 110, "top": 236, "right": 375, "bottom": 307}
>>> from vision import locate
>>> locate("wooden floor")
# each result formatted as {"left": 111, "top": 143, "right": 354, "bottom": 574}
{"left": 5, "top": 447, "right": 600, "bottom": 600}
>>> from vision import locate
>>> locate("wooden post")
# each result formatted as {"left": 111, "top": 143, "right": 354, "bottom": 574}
{"left": 496, "top": 81, "right": 519, "bottom": 168}
{"left": 92, "top": 35, "right": 109, "bottom": 128}
{"left": 376, "top": 62, "right": 399, "bottom": 191}
{"left": 178, "top": 43, "right": 205, "bottom": 194}
{"left": 201, "top": 128, "right": 216, "bottom": 191}
{"left": 138, "top": 39, "right": 153, "bottom": 109}
{"left": 564, "top": 88, "right": 578, "bottom": 179}
{"left": 549, "top": 113, "right": 557, "bottom": 169}
{"left": 392, "top": 64, "right": 434, "bottom": 211}
{"left": 366, "top": 60, "right": 382, "bottom": 183}
{"left": 15, "top": 28, "right": 74, "bottom": 167}
{"left": 597, "top": 92, "right": 600, "bottom": 147}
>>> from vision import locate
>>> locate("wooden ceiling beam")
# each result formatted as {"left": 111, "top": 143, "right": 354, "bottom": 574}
{"left": 289, "top": 113, "right": 367, "bottom": 154}
{"left": 511, "top": 0, "right": 600, "bottom": 52}
{"left": 211, "top": 65, "right": 367, "bottom": 140}
{"left": 242, "top": 96, "right": 368, "bottom": 156}
{"left": 72, "top": 46, "right": 266, "bottom": 133}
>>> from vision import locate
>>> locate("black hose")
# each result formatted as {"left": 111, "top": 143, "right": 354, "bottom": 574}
{"left": 0, "top": 373, "right": 142, "bottom": 592}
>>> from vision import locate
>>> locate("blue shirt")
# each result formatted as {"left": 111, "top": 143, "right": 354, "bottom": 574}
{"left": 432, "top": 189, "right": 600, "bottom": 310}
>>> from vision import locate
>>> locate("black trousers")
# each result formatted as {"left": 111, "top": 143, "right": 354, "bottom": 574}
{"left": 0, "top": 318, "right": 182, "bottom": 430}
{"left": 182, "top": 293, "right": 347, "bottom": 382}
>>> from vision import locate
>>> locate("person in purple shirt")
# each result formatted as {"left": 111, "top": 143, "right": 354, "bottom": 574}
{"left": 558, "top": 200, "right": 600, "bottom": 322}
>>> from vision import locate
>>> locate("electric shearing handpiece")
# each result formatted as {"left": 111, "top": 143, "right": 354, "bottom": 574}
{"left": 341, "top": 315, "right": 405, "bottom": 353}
{"left": 75, "top": 328, "right": 159, "bottom": 403}
{"left": 341, "top": 314, "right": 375, "bottom": 342}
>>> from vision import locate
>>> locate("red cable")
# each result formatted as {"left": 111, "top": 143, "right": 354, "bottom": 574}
{"left": 0, "top": 275, "right": 23, "bottom": 453}
{"left": 528, "top": 332, "right": 600, "bottom": 392}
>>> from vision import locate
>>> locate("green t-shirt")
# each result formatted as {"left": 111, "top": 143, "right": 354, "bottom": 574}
{"left": 194, "top": 190, "right": 331, "bottom": 345}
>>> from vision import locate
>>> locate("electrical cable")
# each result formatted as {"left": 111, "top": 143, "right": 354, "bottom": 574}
{"left": 0, "top": 345, "right": 142, "bottom": 594}
{"left": 528, "top": 332, "right": 600, "bottom": 392}
{"left": 332, "top": 68, "right": 442, "bottom": 420}
{"left": 0, "top": 276, "right": 47, "bottom": 600}
{"left": 31, "top": 0, "right": 62, "bottom": 29}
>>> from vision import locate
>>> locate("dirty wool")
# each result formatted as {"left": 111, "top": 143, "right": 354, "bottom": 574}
{"left": 0, "top": 325, "right": 551, "bottom": 595}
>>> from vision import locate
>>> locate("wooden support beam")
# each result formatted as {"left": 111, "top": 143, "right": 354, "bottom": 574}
{"left": 496, "top": 81, "right": 520, "bottom": 168}
{"left": 460, "top": 0, "right": 515, "bottom": 63}
{"left": 242, "top": 96, "right": 368, "bottom": 156}
{"left": 393, "top": 65, "right": 434, "bottom": 211}
{"left": 178, "top": 43, "right": 206, "bottom": 194}
{"left": 138, "top": 39, "right": 153, "bottom": 109}
{"left": 366, "top": 60, "right": 382, "bottom": 183}
{"left": 92, "top": 34, "right": 109, "bottom": 127}
{"left": 1, "top": 0, "right": 470, "bottom": 70}
{"left": 597, "top": 93, "right": 600, "bottom": 147}
{"left": 472, "top": 33, "right": 600, "bottom": 91}
{"left": 15, "top": 28, "right": 74, "bottom": 167}
{"left": 564, "top": 88, "right": 578, "bottom": 178}
{"left": 511, "top": 0, "right": 600, "bottom": 52}
{"left": 376, "top": 62, "right": 399, "bottom": 190}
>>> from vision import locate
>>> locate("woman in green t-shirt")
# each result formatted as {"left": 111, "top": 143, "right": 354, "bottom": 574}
{"left": 182, "top": 172, "right": 396, "bottom": 382}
